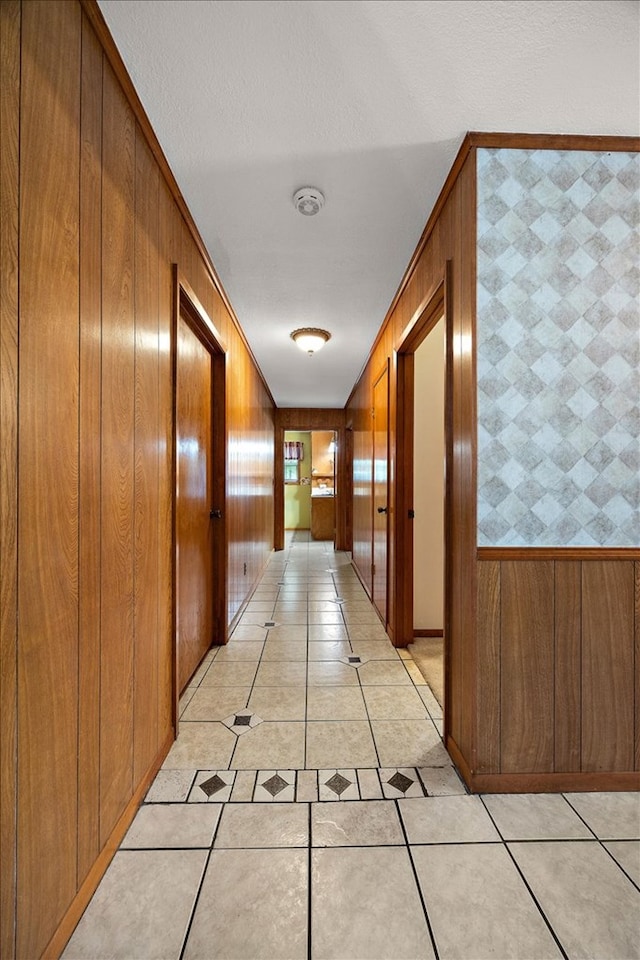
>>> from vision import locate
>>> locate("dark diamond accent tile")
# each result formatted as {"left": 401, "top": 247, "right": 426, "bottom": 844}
{"left": 348, "top": 656, "right": 362, "bottom": 663}
{"left": 264, "top": 620, "right": 276, "bottom": 627}
{"left": 388, "top": 771, "right": 414, "bottom": 794}
{"left": 261, "top": 773, "right": 289, "bottom": 797}
{"left": 234, "top": 714, "right": 252, "bottom": 726}
{"left": 199, "top": 773, "right": 227, "bottom": 797}
{"left": 325, "top": 773, "right": 352, "bottom": 796}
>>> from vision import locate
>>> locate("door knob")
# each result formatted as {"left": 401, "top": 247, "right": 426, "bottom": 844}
{"left": 377, "top": 506, "right": 387, "bottom": 514}
{"left": 210, "top": 509, "right": 223, "bottom": 519}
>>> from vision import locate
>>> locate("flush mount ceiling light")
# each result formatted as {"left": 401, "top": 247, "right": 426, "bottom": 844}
{"left": 290, "top": 328, "right": 331, "bottom": 356}
{"left": 293, "top": 187, "right": 325, "bottom": 216}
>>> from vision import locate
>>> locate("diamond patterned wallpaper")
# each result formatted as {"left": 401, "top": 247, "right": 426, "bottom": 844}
{"left": 476, "top": 148, "right": 639, "bottom": 546}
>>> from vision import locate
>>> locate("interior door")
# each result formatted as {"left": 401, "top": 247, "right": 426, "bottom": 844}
{"left": 372, "top": 362, "right": 389, "bottom": 624}
{"left": 176, "top": 313, "right": 214, "bottom": 692}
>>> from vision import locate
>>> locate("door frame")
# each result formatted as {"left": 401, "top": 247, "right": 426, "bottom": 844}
{"left": 171, "top": 267, "right": 227, "bottom": 728}
{"left": 274, "top": 410, "right": 348, "bottom": 551}
{"left": 372, "top": 359, "right": 390, "bottom": 627}
{"left": 393, "top": 265, "right": 453, "bottom": 726}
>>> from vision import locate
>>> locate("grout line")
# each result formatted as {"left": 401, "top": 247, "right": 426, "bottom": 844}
{"left": 396, "top": 798, "right": 441, "bottom": 960}
{"left": 307, "top": 800, "right": 313, "bottom": 958}
{"left": 561, "top": 794, "right": 640, "bottom": 893}
{"left": 177, "top": 806, "right": 224, "bottom": 960}
{"left": 479, "top": 797, "right": 569, "bottom": 959}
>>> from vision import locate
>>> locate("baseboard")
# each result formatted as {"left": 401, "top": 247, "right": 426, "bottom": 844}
{"left": 445, "top": 733, "right": 473, "bottom": 790}
{"left": 413, "top": 629, "right": 444, "bottom": 638}
{"left": 443, "top": 735, "right": 640, "bottom": 794}
{"left": 42, "top": 730, "right": 174, "bottom": 959}
{"left": 467, "top": 770, "right": 640, "bottom": 794}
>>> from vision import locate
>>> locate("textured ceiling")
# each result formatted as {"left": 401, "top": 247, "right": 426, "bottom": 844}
{"left": 97, "top": 0, "right": 639, "bottom": 408}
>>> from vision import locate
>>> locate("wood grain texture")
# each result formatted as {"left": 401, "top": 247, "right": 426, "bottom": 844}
{"left": 500, "top": 561, "right": 555, "bottom": 773}
{"left": 4, "top": 4, "right": 277, "bottom": 955}
{"left": 133, "top": 126, "right": 160, "bottom": 783}
{"left": 158, "top": 187, "right": 179, "bottom": 737}
{"left": 554, "top": 562, "right": 581, "bottom": 772}
{"left": 393, "top": 351, "right": 414, "bottom": 646}
{"left": 476, "top": 561, "right": 500, "bottom": 773}
{"left": 455, "top": 159, "right": 478, "bottom": 764}
{"left": 351, "top": 390, "right": 373, "bottom": 597}
{"left": 467, "top": 131, "right": 640, "bottom": 153}
{"left": 17, "top": 3, "right": 81, "bottom": 956}
{"left": 479, "top": 547, "right": 640, "bottom": 561}
{"left": 581, "top": 561, "right": 635, "bottom": 772}
{"left": 0, "top": 2, "right": 20, "bottom": 954}
{"left": 635, "top": 562, "right": 640, "bottom": 771}
{"left": 372, "top": 363, "right": 389, "bottom": 625}
{"left": 100, "top": 61, "right": 135, "bottom": 846}
{"left": 77, "top": 10, "right": 103, "bottom": 887}
{"left": 176, "top": 315, "right": 214, "bottom": 691}
{"left": 469, "top": 770, "right": 640, "bottom": 794}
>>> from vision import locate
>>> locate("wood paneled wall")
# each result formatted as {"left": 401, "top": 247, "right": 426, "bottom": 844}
{"left": 345, "top": 132, "right": 639, "bottom": 795}
{"left": 0, "top": 3, "right": 275, "bottom": 957}
{"left": 476, "top": 557, "right": 639, "bottom": 790}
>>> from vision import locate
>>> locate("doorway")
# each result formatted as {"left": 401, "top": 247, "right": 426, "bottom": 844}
{"left": 394, "top": 272, "right": 451, "bottom": 729}
{"left": 173, "top": 271, "right": 227, "bottom": 714}
{"left": 283, "top": 430, "right": 337, "bottom": 542}
{"left": 411, "top": 318, "right": 445, "bottom": 709}
{"left": 274, "top": 413, "right": 347, "bottom": 551}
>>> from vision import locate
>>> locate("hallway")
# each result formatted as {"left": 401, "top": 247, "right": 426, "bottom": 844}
{"left": 60, "top": 533, "right": 640, "bottom": 959}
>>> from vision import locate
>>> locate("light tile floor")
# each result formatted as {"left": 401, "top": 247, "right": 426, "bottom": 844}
{"left": 64, "top": 533, "right": 640, "bottom": 959}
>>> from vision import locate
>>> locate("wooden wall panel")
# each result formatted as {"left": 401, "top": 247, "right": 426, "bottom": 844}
{"left": 99, "top": 62, "right": 135, "bottom": 844}
{"left": 158, "top": 183, "right": 179, "bottom": 737}
{"left": 476, "top": 560, "right": 500, "bottom": 772}
{"left": 581, "top": 561, "right": 635, "bottom": 772}
{"left": 351, "top": 389, "right": 373, "bottom": 597}
{"left": 77, "top": 11, "right": 103, "bottom": 886}
{"left": 133, "top": 127, "right": 160, "bottom": 783}
{"left": 475, "top": 557, "right": 638, "bottom": 784}
{"left": 2, "top": 2, "right": 278, "bottom": 954}
{"left": 0, "top": 2, "right": 20, "bottom": 955}
{"left": 17, "top": 3, "right": 81, "bottom": 956}
{"left": 635, "top": 562, "right": 640, "bottom": 771}
{"left": 554, "top": 562, "right": 581, "bottom": 772}
{"left": 500, "top": 561, "right": 555, "bottom": 773}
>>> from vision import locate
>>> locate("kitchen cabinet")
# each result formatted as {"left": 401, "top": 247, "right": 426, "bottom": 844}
{"left": 311, "top": 431, "right": 335, "bottom": 477}
{"left": 311, "top": 495, "right": 335, "bottom": 541}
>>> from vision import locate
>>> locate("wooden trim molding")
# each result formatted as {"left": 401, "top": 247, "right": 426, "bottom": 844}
{"left": 468, "top": 770, "right": 640, "bottom": 795}
{"left": 478, "top": 547, "right": 640, "bottom": 561}
{"left": 346, "top": 131, "right": 638, "bottom": 410}
{"left": 414, "top": 629, "right": 444, "bottom": 638}
{"left": 467, "top": 131, "right": 640, "bottom": 153}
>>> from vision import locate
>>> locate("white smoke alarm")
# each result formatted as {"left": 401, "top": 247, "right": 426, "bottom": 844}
{"left": 293, "top": 187, "right": 325, "bottom": 216}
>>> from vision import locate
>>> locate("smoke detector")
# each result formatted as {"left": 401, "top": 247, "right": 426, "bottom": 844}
{"left": 293, "top": 187, "right": 325, "bottom": 216}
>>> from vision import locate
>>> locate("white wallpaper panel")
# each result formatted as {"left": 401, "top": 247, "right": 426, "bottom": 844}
{"left": 476, "top": 148, "right": 639, "bottom": 546}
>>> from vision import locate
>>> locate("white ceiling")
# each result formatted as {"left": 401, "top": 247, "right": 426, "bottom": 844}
{"left": 97, "top": 0, "right": 639, "bottom": 408}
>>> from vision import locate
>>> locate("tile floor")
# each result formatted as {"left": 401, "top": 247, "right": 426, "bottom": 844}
{"left": 64, "top": 533, "right": 640, "bottom": 959}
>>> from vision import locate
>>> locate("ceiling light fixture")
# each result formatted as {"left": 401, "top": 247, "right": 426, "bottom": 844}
{"left": 290, "top": 328, "right": 331, "bottom": 356}
{"left": 293, "top": 187, "right": 325, "bottom": 216}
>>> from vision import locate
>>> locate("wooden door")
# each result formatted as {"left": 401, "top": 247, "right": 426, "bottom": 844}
{"left": 176, "top": 313, "right": 214, "bottom": 692}
{"left": 372, "top": 363, "right": 389, "bottom": 624}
